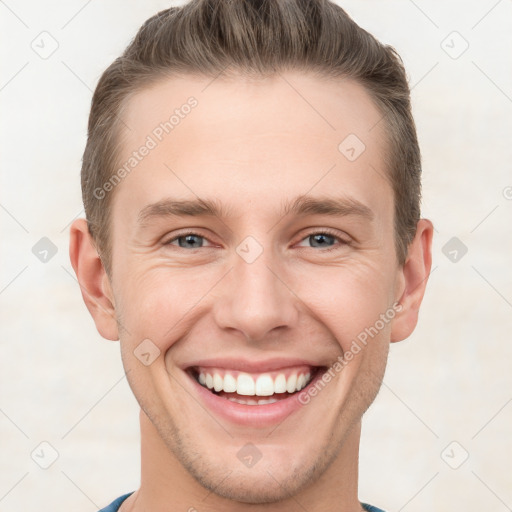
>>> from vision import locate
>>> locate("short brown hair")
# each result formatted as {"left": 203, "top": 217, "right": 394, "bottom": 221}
{"left": 82, "top": 0, "right": 421, "bottom": 276}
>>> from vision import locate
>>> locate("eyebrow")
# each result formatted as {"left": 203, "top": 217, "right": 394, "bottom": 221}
{"left": 137, "top": 194, "right": 374, "bottom": 227}
{"left": 282, "top": 194, "right": 374, "bottom": 221}
{"left": 137, "top": 197, "right": 232, "bottom": 227}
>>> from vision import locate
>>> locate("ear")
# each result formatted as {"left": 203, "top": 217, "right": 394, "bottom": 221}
{"left": 69, "top": 218, "right": 119, "bottom": 341}
{"left": 390, "top": 218, "right": 433, "bottom": 343}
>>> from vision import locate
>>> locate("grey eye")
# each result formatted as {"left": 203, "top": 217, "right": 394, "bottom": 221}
{"left": 308, "top": 233, "right": 336, "bottom": 248}
{"left": 176, "top": 234, "right": 204, "bottom": 248}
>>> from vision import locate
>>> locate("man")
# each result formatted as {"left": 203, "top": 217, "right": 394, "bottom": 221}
{"left": 69, "top": 0, "right": 433, "bottom": 510}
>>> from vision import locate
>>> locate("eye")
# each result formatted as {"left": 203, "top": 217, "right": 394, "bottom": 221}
{"left": 164, "top": 229, "right": 350, "bottom": 251}
{"left": 296, "top": 230, "right": 350, "bottom": 251}
{"left": 165, "top": 232, "right": 214, "bottom": 249}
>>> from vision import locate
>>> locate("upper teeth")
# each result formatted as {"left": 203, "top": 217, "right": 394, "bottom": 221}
{"left": 198, "top": 369, "right": 312, "bottom": 396}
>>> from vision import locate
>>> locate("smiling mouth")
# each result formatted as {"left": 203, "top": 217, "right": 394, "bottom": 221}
{"left": 187, "top": 365, "right": 325, "bottom": 405}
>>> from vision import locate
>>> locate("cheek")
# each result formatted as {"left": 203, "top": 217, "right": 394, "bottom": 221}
{"left": 114, "top": 263, "right": 216, "bottom": 349}
{"left": 292, "top": 260, "right": 396, "bottom": 352}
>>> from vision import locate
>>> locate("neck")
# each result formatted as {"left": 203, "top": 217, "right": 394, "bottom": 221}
{"left": 122, "top": 409, "right": 362, "bottom": 512}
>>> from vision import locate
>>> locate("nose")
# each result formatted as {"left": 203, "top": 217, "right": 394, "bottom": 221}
{"left": 212, "top": 244, "right": 300, "bottom": 342}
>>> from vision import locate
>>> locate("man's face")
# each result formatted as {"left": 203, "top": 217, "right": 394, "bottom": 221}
{"left": 108, "top": 72, "right": 403, "bottom": 502}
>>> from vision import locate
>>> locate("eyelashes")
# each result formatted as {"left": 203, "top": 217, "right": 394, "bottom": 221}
{"left": 295, "top": 229, "right": 350, "bottom": 251}
{"left": 165, "top": 232, "right": 214, "bottom": 249}
{"left": 164, "top": 228, "right": 351, "bottom": 252}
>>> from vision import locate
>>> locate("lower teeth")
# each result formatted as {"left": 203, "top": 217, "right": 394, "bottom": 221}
{"left": 226, "top": 397, "right": 280, "bottom": 405}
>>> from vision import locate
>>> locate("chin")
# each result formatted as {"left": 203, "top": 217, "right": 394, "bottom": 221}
{"left": 187, "top": 462, "right": 316, "bottom": 504}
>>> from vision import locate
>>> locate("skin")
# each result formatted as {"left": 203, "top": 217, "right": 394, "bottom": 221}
{"left": 70, "top": 71, "right": 433, "bottom": 512}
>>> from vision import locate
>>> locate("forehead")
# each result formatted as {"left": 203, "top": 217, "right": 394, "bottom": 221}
{"left": 114, "top": 72, "right": 391, "bottom": 226}
{"left": 121, "top": 72, "right": 385, "bottom": 151}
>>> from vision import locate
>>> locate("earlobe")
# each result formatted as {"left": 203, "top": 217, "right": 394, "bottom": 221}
{"left": 69, "top": 218, "right": 119, "bottom": 341}
{"left": 390, "top": 219, "right": 434, "bottom": 343}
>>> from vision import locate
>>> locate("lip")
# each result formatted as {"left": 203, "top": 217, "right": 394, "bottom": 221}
{"left": 183, "top": 365, "right": 326, "bottom": 428}
{"left": 181, "top": 357, "right": 322, "bottom": 373}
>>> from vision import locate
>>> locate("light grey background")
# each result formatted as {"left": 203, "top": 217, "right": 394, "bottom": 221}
{"left": 1, "top": 1, "right": 511, "bottom": 511}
